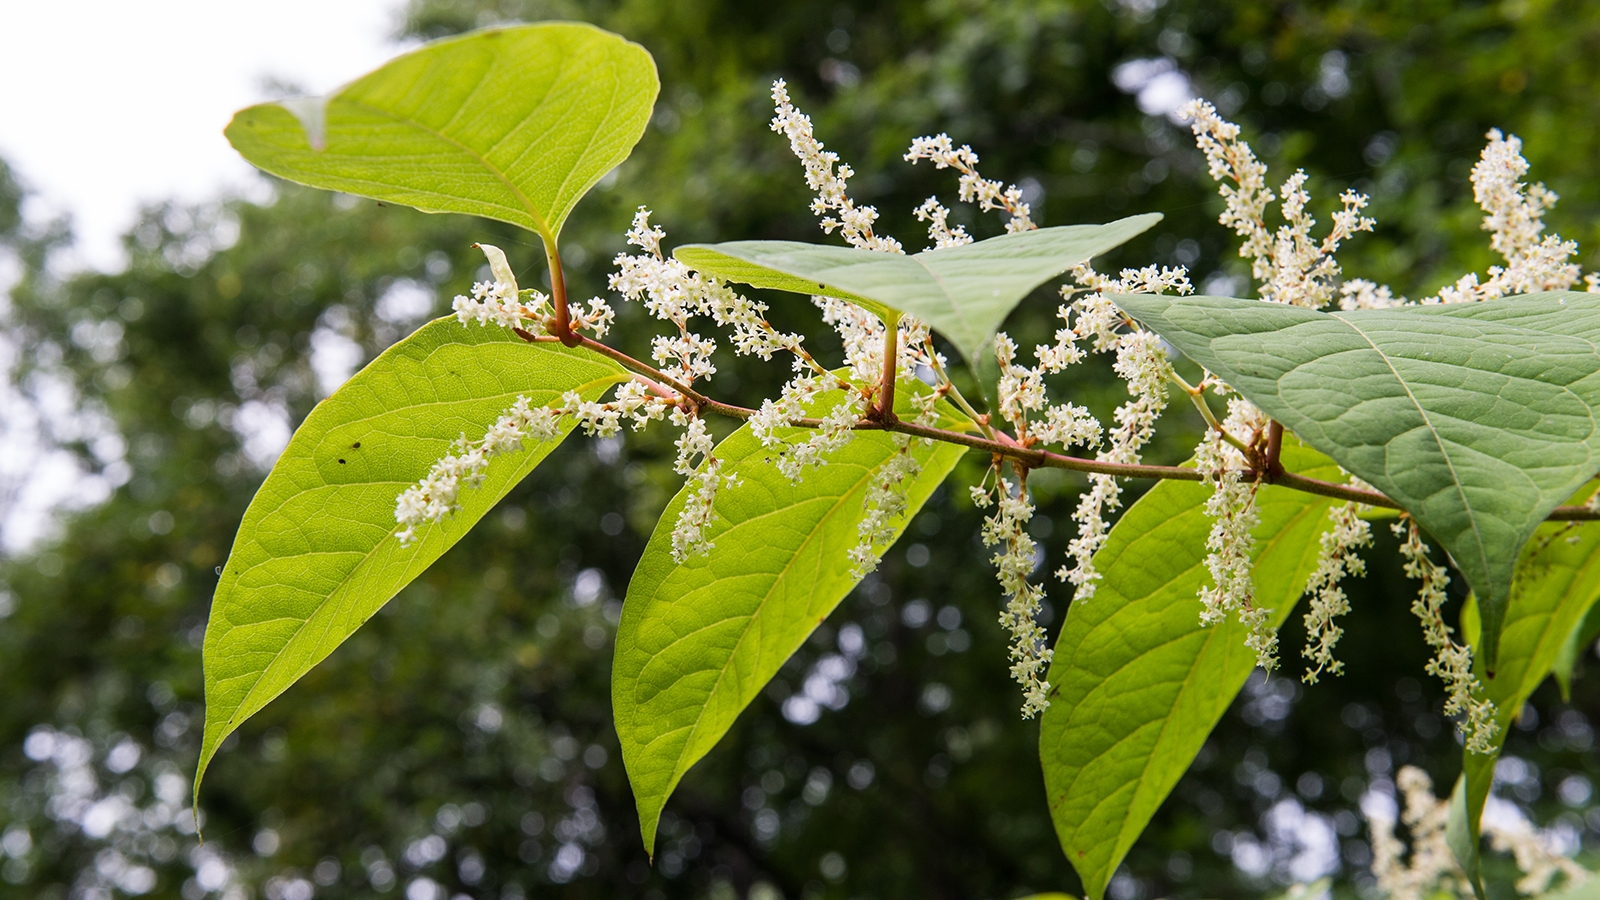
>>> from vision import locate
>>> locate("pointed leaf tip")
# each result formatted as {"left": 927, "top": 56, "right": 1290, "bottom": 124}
{"left": 1110, "top": 291, "right": 1600, "bottom": 670}
{"left": 675, "top": 213, "right": 1161, "bottom": 363}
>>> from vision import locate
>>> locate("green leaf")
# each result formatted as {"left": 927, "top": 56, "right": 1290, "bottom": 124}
{"left": 1040, "top": 441, "right": 1342, "bottom": 900}
{"left": 674, "top": 214, "right": 1160, "bottom": 363}
{"left": 197, "top": 320, "right": 629, "bottom": 798}
{"left": 1446, "top": 775, "right": 1486, "bottom": 900}
{"left": 1111, "top": 292, "right": 1600, "bottom": 670}
{"left": 1450, "top": 491, "right": 1600, "bottom": 891}
{"left": 1554, "top": 588, "right": 1600, "bottom": 701}
{"left": 225, "top": 23, "right": 658, "bottom": 243}
{"left": 613, "top": 382, "right": 966, "bottom": 854}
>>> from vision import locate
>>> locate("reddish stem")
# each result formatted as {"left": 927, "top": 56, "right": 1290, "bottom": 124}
{"left": 544, "top": 241, "right": 580, "bottom": 347}
{"left": 508, "top": 330, "right": 1600, "bottom": 523}
{"left": 873, "top": 319, "right": 899, "bottom": 423}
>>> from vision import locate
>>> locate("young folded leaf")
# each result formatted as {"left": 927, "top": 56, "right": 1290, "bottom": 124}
{"left": 613, "top": 380, "right": 965, "bottom": 855}
{"left": 1041, "top": 441, "right": 1342, "bottom": 900}
{"left": 1111, "top": 291, "right": 1600, "bottom": 671}
{"left": 675, "top": 213, "right": 1160, "bottom": 363}
{"left": 196, "top": 320, "right": 630, "bottom": 801}
{"left": 224, "top": 22, "right": 659, "bottom": 244}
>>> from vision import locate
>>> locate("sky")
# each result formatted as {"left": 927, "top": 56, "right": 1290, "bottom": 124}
{"left": 0, "top": 0, "right": 412, "bottom": 552}
{"left": 0, "top": 0, "right": 413, "bottom": 272}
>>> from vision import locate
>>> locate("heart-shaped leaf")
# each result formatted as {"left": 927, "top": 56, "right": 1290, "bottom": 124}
{"left": 225, "top": 23, "right": 659, "bottom": 243}
{"left": 196, "top": 319, "right": 629, "bottom": 800}
{"left": 613, "top": 381, "right": 965, "bottom": 855}
{"left": 674, "top": 213, "right": 1160, "bottom": 363}
{"left": 1041, "top": 440, "right": 1340, "bottom": 900}
{"left": 1111, "top": 292, "right": 1600, "bottom": 669}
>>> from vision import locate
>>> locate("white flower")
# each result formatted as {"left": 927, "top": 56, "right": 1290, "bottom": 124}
{"left": 394, "top": 394, "right": 564, "bottom": 545}
{"left": 1300, "top": 502, "right": 1372, "bottom": 683}
{"left": 979, "top": 470, "right": 1052, "bottom": 718}
{"left": 1366, "top": 766, "right": 1472, "bottom": 900}
{"left": 1180, "top": 99, "right": 1374, "bottom": 309}
{"left": 1422, "top": 129, "right": 1580, "bottom": 303}
{"left": 611, "top": 207, "right": 807, "bottom": 380}
{"left": 912, "top": 197, "right": 972, "bottom": 249}
{"left": 671, "top": 457, "right": 738, "bottom": 562}
{"left": 904, "top": 133, "right": 1035, "bottom": 233}
{"left": 1056, "top": 330, "right": 1175, "bottom": 599}
{"left": 452, "top": 243, "right": 549, "bottom": 331}
{"left": 673, "top": 413, "right": 714, "bottom": 476}
{"left": 848, "top": 437, "right": 923, "bottom": 577}
{"left": 1393, "top": 519, "right": 1498, "bottom": 753}
{"left": 771, "top": 80, "right": 901, "bottom": 253}
{"left": 1193, "top": 401, "right": 1274, "bottom": 670}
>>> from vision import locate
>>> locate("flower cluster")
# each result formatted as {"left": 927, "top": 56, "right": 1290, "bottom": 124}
{"left": 1299, "top": 502, "right": 1373, "bottom": 683}
{"left": 1056, "top": 326, "right": 1181, "bottom": 599}
{"left": 1181, "top": 99, "right": 1375, "bottom": 309}
{"left": 976, "top": 470, "right": 1052, "bottom": 717}
{"left": 1487, "top": 798, "right": 1592, "bottom": 896}
{"left": 610, "top": 208, "right": 806, "bottom": 381}
{"left": 1424, "top": 129, "right": 1581, "bottom": 303}
{"left": 1369, "top": 766, "right": 1588, "bottom": 899}
{"left": 912, "top": 197, "right": 972, "bottom": 250}
{"left": 392, "top": 377, "right": 679, "bottom": 547}
{"left": 770, "top": 80, "right": 900, "bottom": 253}
{"left": 394, "top": 396, "right": 561, "bottom": 546}
{"left": 1366, "top": 766, "right": 1472, "bottom": 900}
{"left": 672, "top": 457, "right": 737, "bottom": 562}
{"left": 848, "top": 440, "right": 922, "bottom": 577}
{"left": 665, "top": 409, "right": 740, "bottom": 560}
{"left": 451, "top": 242, "right": 614, "bottom": 337}
{"left": 1195, "top": 399, "right": 1275, "bottom": 669}
{"left": 904, "top": 134, "right": 1036, "bottom": 234}
{"left": 1393, "top": 519, "right": 1498, "bottom": 753}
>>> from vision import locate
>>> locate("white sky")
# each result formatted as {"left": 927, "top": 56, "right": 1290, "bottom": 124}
{"left": 0, "top": 0, "right": 414, "bottom": 272}
{"left": 0, "top": 0, "right": 415, "bottom": 553}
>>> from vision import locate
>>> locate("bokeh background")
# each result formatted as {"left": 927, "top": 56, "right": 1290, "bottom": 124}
{"left": 4, "top": 1, "right": 1600, "bottom": 898}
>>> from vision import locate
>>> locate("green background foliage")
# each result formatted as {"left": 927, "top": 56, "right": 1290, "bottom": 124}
{"left": 5, "top": 1, "right": 1600, "bottom": 899}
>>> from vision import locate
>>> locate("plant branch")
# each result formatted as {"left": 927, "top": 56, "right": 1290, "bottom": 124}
{"left": 874, "top": 316, "right": 900, "bottom": 422}
{"left": 1170, "top": 370, "right": 1255, "bottom": 460}
{"left": 518, "top": 329, "right": 1600, "bottom": 523}
{"left": 543, "top": 240, "right": 579, "bottom": 347}
{"left": 1265, "top": 420, "right": 1284, "bottom": 476}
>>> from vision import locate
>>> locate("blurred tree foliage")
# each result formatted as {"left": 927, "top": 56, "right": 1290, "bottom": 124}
{"left": 4, "top": 1, "right": 1600, "bottom": 899}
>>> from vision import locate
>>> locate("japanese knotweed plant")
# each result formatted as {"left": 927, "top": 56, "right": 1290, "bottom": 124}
{"left": 197, "top": 22, "right": 1600, "bottom": 899}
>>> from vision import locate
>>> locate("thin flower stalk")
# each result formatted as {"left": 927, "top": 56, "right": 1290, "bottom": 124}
{"left": 1393, "top": 519, "right": 1499, "bottom": 753}
{"left": 1300, "top": 502, "right": 1373, "bottom": 683}
{"left": 977, "top": 468, "right": 1052, "bottom": 717}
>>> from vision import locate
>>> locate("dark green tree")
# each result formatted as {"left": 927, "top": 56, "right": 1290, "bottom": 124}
{"left": 4, "top": 2, "right": 1599, "bottom": 899}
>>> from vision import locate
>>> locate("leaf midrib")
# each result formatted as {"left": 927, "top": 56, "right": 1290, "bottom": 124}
{"left": 218, "top": 366, "right": 626, "bottom": 728}
{"left": 1328, "top": 313, "right": 1488, "bottom": 582}
{"left": 656, "top": 451, "right": 890, "bottom": 784}
{"left": 1051, "top": 487, "right": 1331, "bottom": 870}
{"left": 340, "top": 96, "right": 553, "bottom": 240}
{"left": 1110, "top": 493, "right": 1329, "bottom": 860}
